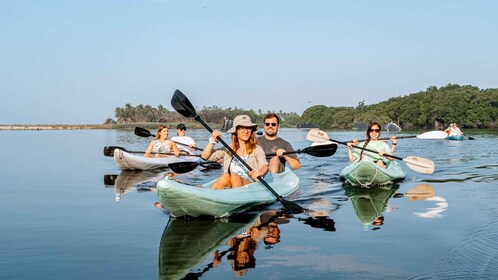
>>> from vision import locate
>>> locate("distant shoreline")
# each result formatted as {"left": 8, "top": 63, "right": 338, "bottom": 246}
{"left": 0, "top": 124, "right": 108, "bottom": 130}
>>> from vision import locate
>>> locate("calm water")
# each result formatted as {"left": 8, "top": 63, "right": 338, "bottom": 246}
{"left": 1, "top": 128, "right": 497, "bottom": 279}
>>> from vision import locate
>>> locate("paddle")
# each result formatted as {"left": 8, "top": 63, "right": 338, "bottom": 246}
{"left": 169, "top": 143, "right": 338, "bottom": 174}
{"left": 134, "top": 127, "right": 205, "bottom": 151}
{"left": 306, "top": 129, "right": 435, "bottom": 174}
{"left": 103, "top": 146, "right": 202, "bottom": 157}
{"left": 171, "top": 89, "right": 305, "bottom": 214}
{"left": 357, "top": 135, "right": 416, "bottom": 142}
{"left": 168, "top": 161, "right": 222, "bottom": 173}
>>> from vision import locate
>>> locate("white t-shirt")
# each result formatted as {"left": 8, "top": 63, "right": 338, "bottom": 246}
{"left": 171, "top": 136, "right": 196, "bottom": 154}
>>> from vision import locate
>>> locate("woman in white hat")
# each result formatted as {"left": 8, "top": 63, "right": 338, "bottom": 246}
{"left": 211, "top": 115, "right": 268, "bottom": 190}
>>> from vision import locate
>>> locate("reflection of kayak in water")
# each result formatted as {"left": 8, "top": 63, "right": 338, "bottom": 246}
{"left": 113, "top": 170, "right": 166, "bottom": 202}
{"left": 158, "top": 214, "right": 257, "bottom": 280}
{"left": 344, "top": 184, "right": 398, "bottom": 229}
{"left": 340, "top": 159, "right": 406, "bottom": 186}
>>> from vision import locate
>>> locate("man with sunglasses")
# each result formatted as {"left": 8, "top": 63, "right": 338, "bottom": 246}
{"left": 257, "top": 113, "right": 301, "bottom": 173}
{"left": 171, "top": 123, "right": 197, "bottom": 155}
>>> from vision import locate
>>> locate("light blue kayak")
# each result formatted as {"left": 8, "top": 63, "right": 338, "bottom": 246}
{"left": 156, "top": 168, "right": 300, "bottom": 218}
{"left": 340, "top": 159, "right": 406, "bottom": 186}
{"left": 447, "top": 135, "right": 464, "bottom": 141}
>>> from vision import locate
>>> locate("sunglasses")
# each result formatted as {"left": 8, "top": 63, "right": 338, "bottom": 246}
{"left": 265, "top": 123, "right": 278, "bottom": 127}
{"left": 178, "top": 128, "right": 186, "bottom": 131}
{"left": 369, "top": 128, "right": 381, "bottom": 133}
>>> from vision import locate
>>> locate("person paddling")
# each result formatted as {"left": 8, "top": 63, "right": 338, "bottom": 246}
{"left": 347, "top": 122, "right": 397, "bottom": 168}
{"left": 144, "top": 125, "right": 181, "bottom": 158}
{"left": 209, "top": 115, "right": 268, "bottom": 190}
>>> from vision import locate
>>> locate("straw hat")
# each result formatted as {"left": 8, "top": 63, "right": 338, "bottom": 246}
{"left": 227, "top": 115, "right": 258, "bottom": 133}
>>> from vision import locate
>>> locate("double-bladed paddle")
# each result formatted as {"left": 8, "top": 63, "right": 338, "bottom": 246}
{"left": 169, "top": 143, "right": 338, "bottom": 174}
{"left": 306, "top": 129, "right": 435, "bottom": 174}
{"left": 171, "top": 89, "right": 305, "bottom": 214}
{"left": 134, "top": 127, "right": 205, "bottom": 151}
{"left": 103, "top": 145, "right": 202, "bottom": 157}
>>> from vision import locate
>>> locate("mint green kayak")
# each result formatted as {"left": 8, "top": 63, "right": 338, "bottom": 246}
{"left": 156, "top": 168, "right": 300, "bottom": 218}
{"left": 339, "top": 159, "right": 406, "bottom": 186}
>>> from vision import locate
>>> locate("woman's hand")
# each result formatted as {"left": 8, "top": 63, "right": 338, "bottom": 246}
{"left": 212, "top": 130, "right": 221, "bottom": 141}
{"left": 249, "top": 169, "right": 261, "bottom": 180}
{"left": 390, "top": 135, "right": 397, "bottom": 145}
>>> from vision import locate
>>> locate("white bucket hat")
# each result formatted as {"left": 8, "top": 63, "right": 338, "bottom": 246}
{"left": 227, "top": 115, "right": 258, "bottom": 133}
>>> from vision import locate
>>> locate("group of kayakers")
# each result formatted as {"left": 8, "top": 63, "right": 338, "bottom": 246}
{"left": 144, "top": 115, "right": 449, "bottom": 190}
{"left": 444, "top": 123, "right": 464, "bottom": 136}
{"left": 144, "top": 123, "right": 199, "bottom": 158}
{"left": 145, "top": 113, "right": 301, "bottom": 190}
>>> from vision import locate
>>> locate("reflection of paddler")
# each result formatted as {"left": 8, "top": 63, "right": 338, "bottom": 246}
{"left": 403, "top": 184, "right": 436, "bottom": 201}
{"left": 158, "top": 214, "right": 257, "bottom": 280}
{"left": 344, "top": 185, "right": 398, "bottom": 230}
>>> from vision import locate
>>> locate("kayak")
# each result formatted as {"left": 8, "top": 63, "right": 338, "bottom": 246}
{"left": 339, "top": 159, "right": 406, "bottom": 186}
{"left": 159, "top": 214, "right": 257, "bottom": 279}
{"left": 416, "top": 130, "right": 448, "bottom": 140}
{"left": 156, "top": 168, "right": 301, "bottom": 218}
{"left": 113, "top": 148, "right": 199, "bottom": 171}
{"left": 447, "top": 135, "right": 464, "bottom": 141}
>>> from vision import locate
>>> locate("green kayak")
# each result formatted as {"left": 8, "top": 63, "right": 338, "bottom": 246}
{"left": 339, "top": 159, "right": 406, "bottom": 186}
{"left": 156, "top": 168, "right": 300, "bottom": 218}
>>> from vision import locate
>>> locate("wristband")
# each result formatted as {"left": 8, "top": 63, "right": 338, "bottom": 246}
{"left": 209, "top": 137, "right": 216, "bottom": 144}
{"left": 392, "top": 143, "right": 397, "bottom": 146}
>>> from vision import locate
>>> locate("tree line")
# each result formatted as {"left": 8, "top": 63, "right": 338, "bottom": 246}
{"left": 107, "top": 84, "right": 497, "bottom": 129}
{"left": 299, "top": 84, "right": 498, "bottom": 129}
{"left": 107, "top": 104, "right": 301, "bottom": 127}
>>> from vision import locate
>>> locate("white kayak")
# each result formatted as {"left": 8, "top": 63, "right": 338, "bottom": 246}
{"left": 156, "top": 168, "right": 301, "bottom": 218}
{"left": 416, "top": 130, "right": 448, "bottom": 140}
{"left": 113, "top": 149, "right": 199, "bottom": 171}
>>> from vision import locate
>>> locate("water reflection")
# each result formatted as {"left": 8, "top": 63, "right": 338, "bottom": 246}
{"left": 344, "top": 184, "right": 398, "bottom": 230}
{"left": 403, "top": 184, "right": 448, "bottom": 218}
{"left": 158, "top": 209, "right": 337, "bottom": 279}
{"left": 103, "top": 170, "right": 168, "bottom": 202}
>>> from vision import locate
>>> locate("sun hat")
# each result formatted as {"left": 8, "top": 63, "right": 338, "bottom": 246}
{"left": 227, "top": 115, "right": 258, "bottom": 133}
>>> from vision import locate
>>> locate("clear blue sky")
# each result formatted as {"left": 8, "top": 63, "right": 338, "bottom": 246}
{"left": 1, "top": 0, "right": 497, "bottom": 124}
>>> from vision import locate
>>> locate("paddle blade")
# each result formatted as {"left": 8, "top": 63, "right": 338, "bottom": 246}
{"left": 306, "top": 129, "right": 330, "bottom": 143}
{"left": 168, "top": 161, "right": 201, "bottom": 174}
{"left": 103, "top": 146, "right": 126, "bottom": 157}
{"left": 402, "top": 156, "right": 435, "bottom": 174}
{"left": 171, "top": 89, "right": 196, "bottom": 118}
{"left": 134, "top": 127, "right": 154, "bottom": 138}
{"left": 103, "top": 174, "right": 118, "bottom": 186}
{"left": 304, "top": 143, "right": 338, "bottom": 157}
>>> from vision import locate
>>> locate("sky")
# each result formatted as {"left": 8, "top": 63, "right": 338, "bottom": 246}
{"left": 1, "top": 0, "right": 497, "bottom": 124}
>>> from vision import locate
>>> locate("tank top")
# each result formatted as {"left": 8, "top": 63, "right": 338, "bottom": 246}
{"left": 152, "top": 140, "right": 171, "bottom": 154}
